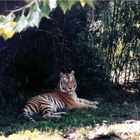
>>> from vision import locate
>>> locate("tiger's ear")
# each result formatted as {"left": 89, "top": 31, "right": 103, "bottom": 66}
{"left": 60, "top": 72, "right": 63, "bottom": 77}
{"left": 71, "top": 70, "right": 75, "bottom": 75}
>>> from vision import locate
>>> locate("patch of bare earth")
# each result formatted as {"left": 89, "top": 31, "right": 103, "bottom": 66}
{"left": 62, "top": 120, "right": 140, "bottom": 140}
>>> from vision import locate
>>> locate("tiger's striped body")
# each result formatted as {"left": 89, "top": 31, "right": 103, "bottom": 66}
{"left": 23, "top": 71, "right": 98, "bottom": 122}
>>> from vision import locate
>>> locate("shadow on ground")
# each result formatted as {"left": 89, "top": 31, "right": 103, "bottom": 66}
{"left": 93, "top": 133, "right": 122, "bottom": 140}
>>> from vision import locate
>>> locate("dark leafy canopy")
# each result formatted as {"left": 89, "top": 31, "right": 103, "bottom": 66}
{"left": 0, "top": 0, "right": 94, "bottom": 40}
{"left": 0, "top": 0, "right": 139, "bottom": 105}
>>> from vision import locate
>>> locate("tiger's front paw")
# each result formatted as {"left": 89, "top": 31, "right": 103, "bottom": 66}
{"left": 90, "top": 101, "right": 99, "bottom": 106}
{"left": 91, "top": 105, "right": 98, "bottom": 109}
{"left": 92, "top": 101, "right": 99, "bottom": 105}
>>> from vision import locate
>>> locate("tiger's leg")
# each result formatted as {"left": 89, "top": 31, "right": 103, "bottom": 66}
{"left": 23, "top": 105, "right": 37, "bottom": 123}
{"left": 52, "top": 112, "right": 67, "bottom": 115}
{"left": 78, "top": 98, "right": 99, "bottom": 105}
{"left": 43, "top": 112, "right": 62, "bottom": 118}
{"left": 40, "top": 105, "right": 62, "bottom": 118}
{"left": 74, "top": 102, "right": 98, "bottom": 109}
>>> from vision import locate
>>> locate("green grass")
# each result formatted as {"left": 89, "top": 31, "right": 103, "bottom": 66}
{"left": 0, "top": 101, "right": 140, "bottom": 139}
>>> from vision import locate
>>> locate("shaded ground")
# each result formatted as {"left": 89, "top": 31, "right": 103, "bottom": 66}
{"left": 0, "top": 100, "right": 140, "bottom": 140}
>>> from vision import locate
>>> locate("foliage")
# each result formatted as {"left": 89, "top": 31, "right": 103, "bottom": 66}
{"left": 0, "top": 0, "right": 94, "bottom": 40}
{"left": 0, "top": 4, "right": 109, "bottom": 104}
{"left": 89, "top": 0, "right": 140, "bottom": 85}
{"left": 0, "top": 0, "right": 139, "bottom": 104}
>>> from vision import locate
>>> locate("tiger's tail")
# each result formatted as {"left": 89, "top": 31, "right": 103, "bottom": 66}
{"left": 23, "top": 108, "right": 36, "bottom": 123}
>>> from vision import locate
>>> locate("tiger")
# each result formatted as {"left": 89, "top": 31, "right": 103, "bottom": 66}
{"left": 23, "top": 70, "right": 99, "bottom": 122}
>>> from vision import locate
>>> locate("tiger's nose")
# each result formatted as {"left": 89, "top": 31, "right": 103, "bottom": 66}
{"left": 68, "top": 84, "right": 72, "bottom": 89}
{"left": 68, "top": 81, "right": 73, "bottom": 89}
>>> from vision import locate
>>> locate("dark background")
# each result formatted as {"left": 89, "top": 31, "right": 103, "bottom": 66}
{"left": 0, "top": 1, "right": 139, "bottom": 107}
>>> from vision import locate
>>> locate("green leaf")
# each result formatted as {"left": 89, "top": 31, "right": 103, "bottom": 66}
{"left": 80, "top": 0, "right": 85, "bottom": 7}
{"left": 4, "top": 13, "right": 15, "bottom": 23}
{"left": 0, "top": 15, "right": 5, "bottom": 22}
{"left": 80, "top": 0, "right": 94, "bottom": 7}
{"left": 57, "top": 0, "right": 69, "bottom": 13}
{"left": 0, "top": 21, "right": 16, "bottom": 40}
{"left": 57, "top": 0, "right": 77, "bottom": 13}
{"left": 2, "top": 30, "right": 15, "bottom": 40}
{"left": 15, "top": 14, "right": 28, "bottom": 32}
{"left": 68, "top": 0, "right": 76, "bottom": 10}
{"left": 27, "top": 5, "right": 42, "bottom": 28}
{"left": 40, "top": 0, "right": 51, "bottom": 18}
{"left": 85, "top": 0, "right": 94, "bottom": 8}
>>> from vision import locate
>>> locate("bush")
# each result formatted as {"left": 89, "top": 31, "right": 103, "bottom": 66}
{"left": 0, "top": 5, "right": 110, "bottom": 105}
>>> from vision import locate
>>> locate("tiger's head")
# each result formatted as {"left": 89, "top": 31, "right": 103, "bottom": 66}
{"left": 59, "top": 70, "right": 77, "bottom": 93}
